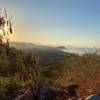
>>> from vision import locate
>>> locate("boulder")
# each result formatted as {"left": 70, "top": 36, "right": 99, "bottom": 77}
{"left": 86, "top": 94, "right": 100, "bottom": 100}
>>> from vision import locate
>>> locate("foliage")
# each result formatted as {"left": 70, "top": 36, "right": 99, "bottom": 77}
{"left": 5, "top": 77, "right": 22, "bottom": 99}
{"left": 0, "top": 9, "right": 13, "bottom": 45}
{"left": 0, "top": 87, "right": 5, "bottom": 100}
{"left": 0, "top": 44, "right": 100, "bottom": 99}
{"left": 0, "top": 59, "right": 12, "bottom": 76}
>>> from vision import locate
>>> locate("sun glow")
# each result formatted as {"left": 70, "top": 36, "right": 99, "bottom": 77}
{"left": 0, "top": 29, "right": 3, "bottom": 35}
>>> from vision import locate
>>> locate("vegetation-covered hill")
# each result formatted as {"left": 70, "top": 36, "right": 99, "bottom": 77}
{"left": 0, "top": 44, "right": 100, "bottom": 100}
{"left": 10, "top": 42, "right": 70, "bottom": 66}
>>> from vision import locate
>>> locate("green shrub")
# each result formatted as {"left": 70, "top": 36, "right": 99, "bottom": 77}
{"left": 0, "top": 87, "right": 6, "bottom": 100}
{"left": 0, "top": 59, "right": 12, "bottom": 76}
{"left": 5, "top": 78, "right": 22, "bottom": 99}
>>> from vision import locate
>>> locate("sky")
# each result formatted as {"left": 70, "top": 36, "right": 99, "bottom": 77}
{"left": 0, "top": 0, "right": 100, "bottom": 47}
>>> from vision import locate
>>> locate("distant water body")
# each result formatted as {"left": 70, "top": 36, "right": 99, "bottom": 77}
{"left": 62, "top": 47, "right": 100, "bottom": 55}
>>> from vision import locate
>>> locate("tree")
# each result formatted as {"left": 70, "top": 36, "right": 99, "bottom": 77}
{"left": 0, "top": 9, "right": 13, "bottom": 46}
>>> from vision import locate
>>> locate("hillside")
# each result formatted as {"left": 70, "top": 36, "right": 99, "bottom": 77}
{"left": 10, "top": 42, "right": 70, "bottom": 66}
{"left": 0, "top": 44, "right": 99, "bottom": 100}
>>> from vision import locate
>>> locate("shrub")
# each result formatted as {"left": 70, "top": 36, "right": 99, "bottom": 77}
{"left": 0, "top": 59, "right": 12, "bottom": 76}
{"left": 5, "top": 77, "right": 23, "bottom": 99}
{"left": 0, "top": 87, "right": 6, "bottom": 100}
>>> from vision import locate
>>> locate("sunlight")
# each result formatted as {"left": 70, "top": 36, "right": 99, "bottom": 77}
{"left": 0, "top": 29, "right": 3, "bottom": 35}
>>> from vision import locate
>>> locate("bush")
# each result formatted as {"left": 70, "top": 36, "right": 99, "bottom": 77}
{"left": 5, "top": 77, "right": 23, "bottom": 99}
{"left": 0, "top": 87, "right": 6, "bottom": 100}
{"left": 0, "top": 59, "right": 12, "bottom": 76}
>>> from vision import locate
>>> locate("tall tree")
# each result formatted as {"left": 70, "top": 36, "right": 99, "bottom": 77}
{"left": 0, "top": 9, "right": 13, "bottom": 46}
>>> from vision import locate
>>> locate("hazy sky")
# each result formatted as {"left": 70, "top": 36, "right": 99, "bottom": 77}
{"left": 0, "top": 0, "right": 100, "bottom": 47}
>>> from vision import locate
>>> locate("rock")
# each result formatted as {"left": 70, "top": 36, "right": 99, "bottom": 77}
{"left": 86, "top": 94, "right": 100, "bottom": 100}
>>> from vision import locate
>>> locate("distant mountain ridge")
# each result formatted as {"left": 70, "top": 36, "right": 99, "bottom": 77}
{"left": 10, "top": 42, "right": 100, "bottom": 54}
{"left": 10, "top": 42, "right": 66, "bottom": 50}
{"left": 10, "top": 42, "right": 100, "bottom": 66}
{"left": 10, "top": 42, "right": 68, "bottom": 66}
